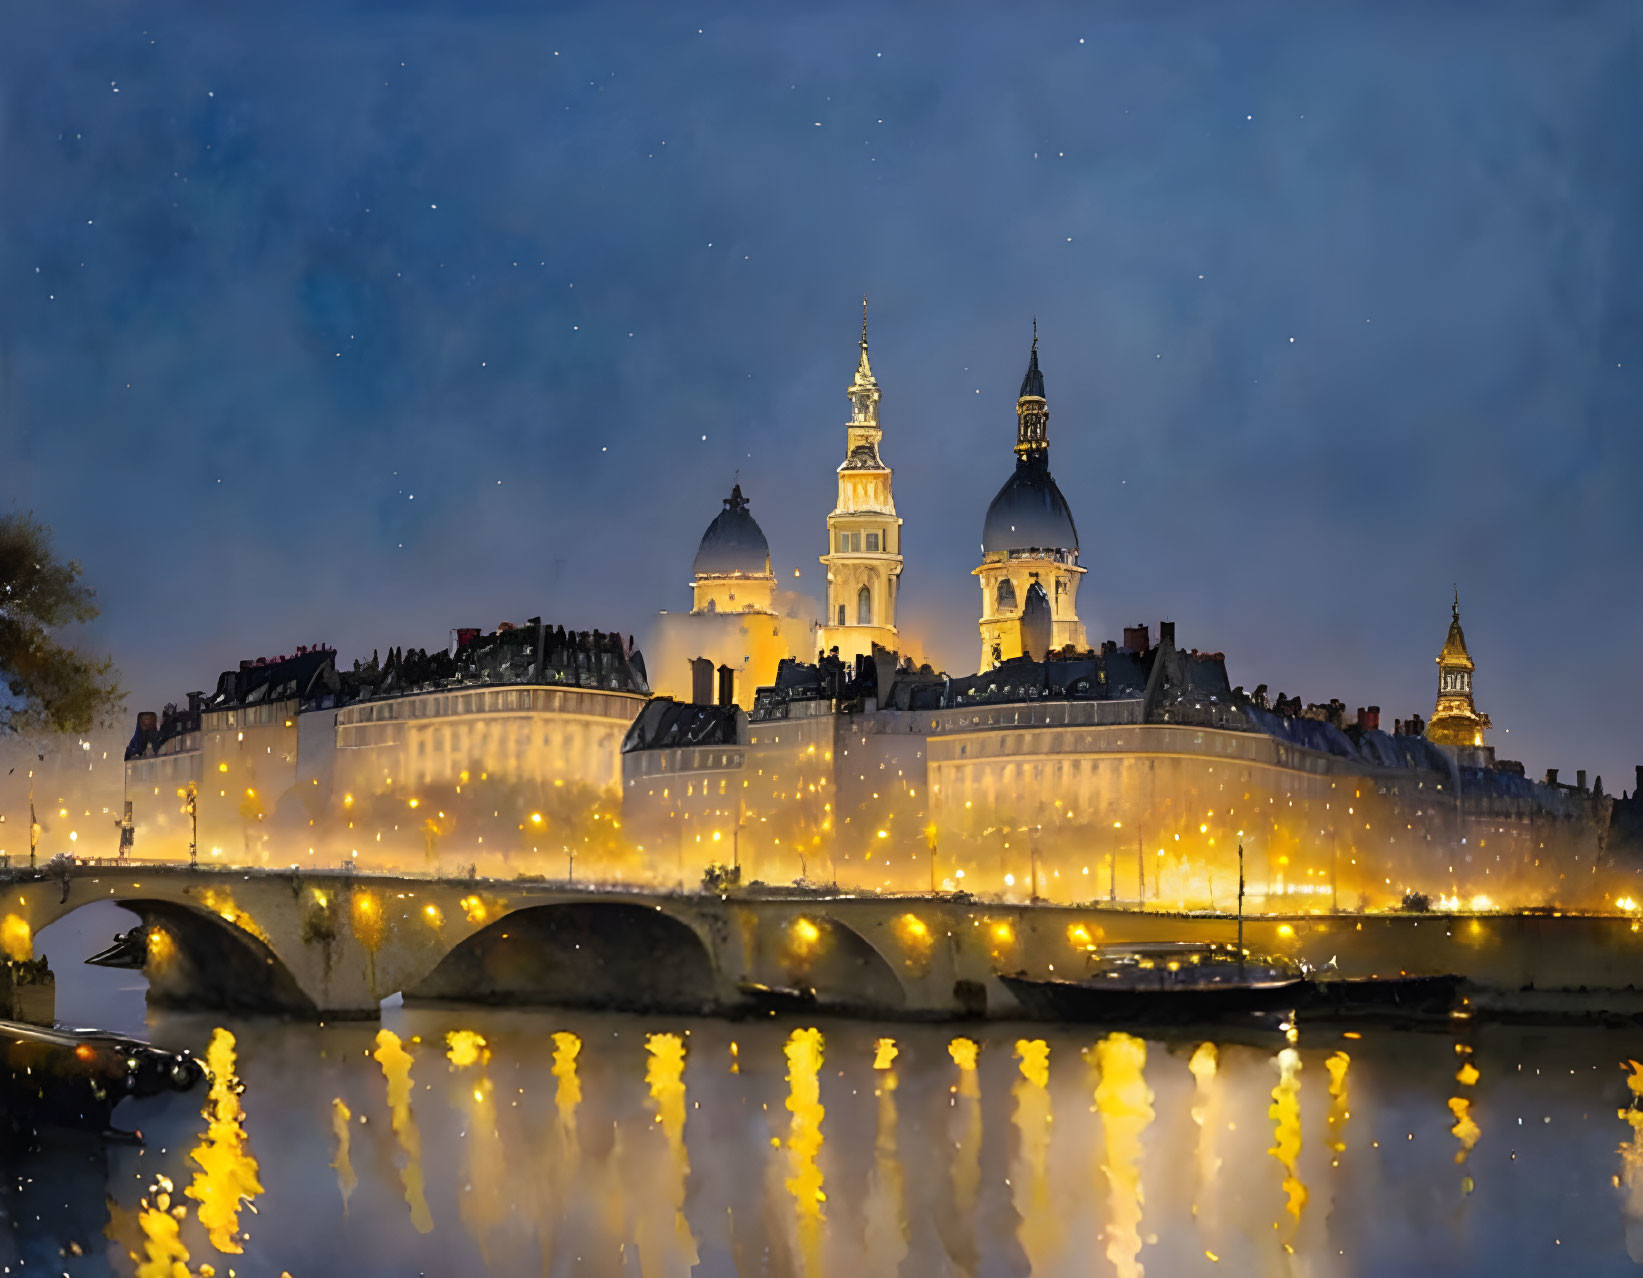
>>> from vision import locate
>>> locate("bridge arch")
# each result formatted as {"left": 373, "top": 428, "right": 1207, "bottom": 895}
{"left": 783, "top": 915, "right": 906, "bottom": 1012}
{"left": 407, "top": 900, "right": 719, "bottom": 1014}
{"left": 59, "top": 896, "right": 317, "bottom": 1016}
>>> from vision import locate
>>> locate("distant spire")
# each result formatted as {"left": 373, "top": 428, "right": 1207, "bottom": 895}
{"left": 848, "top": 299, "right": 880, "bottom": 426}
{"left": 1018, "top": 324, "right": 1045, "bottom": 401}
{"left": 1014, "top": 323, "right": 1049, "bottom": 456}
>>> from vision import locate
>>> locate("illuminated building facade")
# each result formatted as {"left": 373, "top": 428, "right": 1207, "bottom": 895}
{"left": 624, "top": 620, "right": 1613, "bottom": 909}
{"left": 975, "top": 330, "right": 1087, "bottom": 670}
{"left": 1425, "top": 591, "right": 1491, "bottom": 749}
{"left": 816, "top": 307, "right": 904, "bottom": 663}
{"left": 646, "top": 483, "right": 815, "bottom": 711}
{"left": 125, "top": 624, "right": 649, "bottom": 873}
{"left": 117, "top": 303, "right": 1636, "bottom": 912}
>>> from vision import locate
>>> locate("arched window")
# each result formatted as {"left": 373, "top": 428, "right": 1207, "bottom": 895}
{"left": 996, "top": 578, "right": 1017, "bottom": 611}
{"left": 857, "top": 586, "right": 872, "bottom": 625}
{"left": 837, "top": 604, "right": 846, "bottom": 626}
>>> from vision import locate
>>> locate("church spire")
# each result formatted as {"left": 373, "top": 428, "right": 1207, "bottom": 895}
{"left": 1427, "top": 588, "right": 1490, "bottom": 748}
{"left": 849, "top": 295, "right": 880, "bottom": 426}
{"left": 1015, "top": 321, "right": 1048, "bottom": 456}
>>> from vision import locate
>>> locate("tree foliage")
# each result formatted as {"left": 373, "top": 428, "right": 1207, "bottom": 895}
{"left": 0, "top": 512, "right": 123, "bottom": 735}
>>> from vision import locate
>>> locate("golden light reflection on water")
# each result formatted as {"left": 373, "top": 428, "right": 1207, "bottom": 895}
{"left": 1188, "top": 1042, "right": 1221, "bottom": 1227}
{"left": 134, "top": 1177, "right": 192, "bottom": 1278}
{"left": 948, "top": 1036, "right": 982, "bottom": 1277}
{"left": 1325, "top": 1050, "right": 1351, "bottom": 1166}
{"left": 863, "top": 1037, "right": 906, "bottom": 1275}
{"left": 552, "top": 1030, "right": 583, "bottom": 1152}
{"left": 783, "top": 1027, "right": 827, "bottom": 1277}
{"left": 448, "top": 1031, "right": 506, "bottom": 1261}
{"left": 372, "top": 1029, "right": 433, "bottom": 1234}
{"left": 330, "top": 1098, "right": 356, "bottom": 1214}
{"left": 1269, "top": 1047, "right": 1307, "bottom": 1239}
{"left": 96, "top": 1018, "right": 1643, "bottom": 1276}
{"left": 1013, "top": 1038, "right": 1057, "bottom": 1268}
{"left": 642, "top": 1031, "right": 698, "bottom": 1277}
{"left": 1450, "top": 1044, "right": 1481, "bottom": 1194}
{"left": 1618, "top": 1060, "right": 1643, "bottom": 1262}
{"left": 1095, "top": 1032, "right": 1154, "bottom": 1278}
{"left": 185, "top": 1028, "right": 262, "bottom": 1254}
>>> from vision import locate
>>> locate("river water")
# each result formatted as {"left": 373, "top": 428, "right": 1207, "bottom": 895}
{"left": 7, "top": 902, "right": 1643, "bottom": 1276}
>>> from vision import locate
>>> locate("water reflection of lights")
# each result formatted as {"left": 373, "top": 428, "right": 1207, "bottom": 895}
{"left": 1325, "top": 1051, "right": 1351, "bottom": 1165}
{"left": 1619, "top": 1061, "right": 1643, "bottom": 1262}
{"left": 552, "top": 1031, "right": 582, "bottom": 1148}
{"left": 93, "top": 1019, "right": 1643, "bottom": 1274}
{"left": 135, "top": 1176, "right": 193, "bottom": 1278}
{"left": 783, "top": 1027, "right": 827, "bottom": 1276}
{"left": 948, "top": 1036, "right": 982, "bottom": 1271}
{"left": 1013, "top": 1038, "right": 1056, "bottom": 1267}
{"left": 372, "top": 1028, "right": 434, "bottom": 1234}
{"left": 186, "top": 1028, "right": 263, "bottom": 1254}
{"left": 330, "top": 1098, "right": 357, "bottom": 1213}
{"left": 1450, "top": 1044, "right": 1481, "bottom": 1193}
{"left": 1269, "top": 1048, "right": 1307, "bottom": 1235}
{"left": 448, "top": 1031, "right": 505, "bottom": 1261}
{"left": 1095, "top": 1032, "right": 1153, "bottom": 1278}
{"left": 1188, "top": 1042, "right": 1221, "bottom": 1224}
{"left": 644, "top": 1031, "right": 698, "bottom": 1274}
{"left": 864, "top": 1037, "right": 907, "bottom": 1273}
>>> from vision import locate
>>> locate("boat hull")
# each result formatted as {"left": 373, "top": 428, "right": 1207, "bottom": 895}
{"left": 998, "top": 973, "right": 1307, "bottom": 1025}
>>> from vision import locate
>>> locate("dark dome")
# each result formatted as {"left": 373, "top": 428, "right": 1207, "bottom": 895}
{"left": 693, "top": 484, "right": 771, "bottom": 576}
{"left": 981, "top": 457, "right": 1079, "bottom": 555}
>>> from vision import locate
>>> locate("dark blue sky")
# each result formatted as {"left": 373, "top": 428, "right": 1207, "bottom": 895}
{"left": 2, "top": 2, "right": 1638, "bottom": 784}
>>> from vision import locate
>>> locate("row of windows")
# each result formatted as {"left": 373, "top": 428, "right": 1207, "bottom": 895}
{"left": 203, "top": 701, "right": 297, "bottom": 732}
{"left": 835, "top": 529, "right": 889, "bottom": 554}
{"left": 336, "top": 687, "right": 640, "bottom": 726}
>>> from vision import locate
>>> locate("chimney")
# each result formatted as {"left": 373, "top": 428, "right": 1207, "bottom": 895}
{"left": 716, "top": 664, "right": 735, "bottom": 708}
{"left": 1577, "top": 769, "right": 1587, "bottom": 792}
{"left": 1365, "top": 705, "right": 1380, "bottom": 731}
{"left": 1544, "top": 768, "right": 1559, "bottom": 787}
{"left": 689, "top": 656, "right": 714, "bottom": 706}
{"left": 1158, "top": 620, "right": 1176, "bottom": 647}
{"left": 137, "top": 711, "right": 158, "bottom": 734}
{"left": 1122, "top": 624, "right": 1150, "bottom": 653}
{"left": 1636, "top": 764, "right": 1643, "bottom": 797}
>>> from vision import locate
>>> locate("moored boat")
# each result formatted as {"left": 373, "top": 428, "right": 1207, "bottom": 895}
{"left": 0, "top": 1020, "right": 203, "bottom": 1141}
{"left": 999, "top": 942, "right": 1308, "bottom": 1025}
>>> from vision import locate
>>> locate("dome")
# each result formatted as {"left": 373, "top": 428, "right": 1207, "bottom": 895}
{"left": 981, "top": 457, "right": 1079, "bottom": 556}
{"left": 693, "top": 484, "right": 772, "bottom": 577}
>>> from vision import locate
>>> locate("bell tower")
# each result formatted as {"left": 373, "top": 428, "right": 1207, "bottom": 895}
{"left": 1426, "top": 588, "right": 1492, "bottom": 748}
{"left": 817, "top": 300, "right": 903, "bottom": 663}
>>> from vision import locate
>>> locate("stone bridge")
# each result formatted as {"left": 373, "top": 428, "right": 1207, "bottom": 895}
{"left": 6, "top": 865, "right": 1643, "bottom": 1020}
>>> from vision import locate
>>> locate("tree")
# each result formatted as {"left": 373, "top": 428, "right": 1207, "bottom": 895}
{"left": 0, "top": 513, "right": 123, "bottom": 735}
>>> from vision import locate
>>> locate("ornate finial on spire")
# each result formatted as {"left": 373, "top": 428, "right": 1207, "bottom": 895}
{"left": 1032, "top": 316, "right": 1038, "bottom": 351}
{"left": 1453, "top": 583, "right": 1460, "bottom": 619}
{"left": 848, "top": 300, "right": 880, "bottom": 426}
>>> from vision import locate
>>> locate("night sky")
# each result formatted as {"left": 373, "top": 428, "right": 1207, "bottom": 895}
{"left": 2, "top": 3, "right": 1638, "bottom": 785}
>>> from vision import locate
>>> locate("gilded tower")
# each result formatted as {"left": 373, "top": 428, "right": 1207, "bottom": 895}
{"left": 1425, "top": 589, "right": 1491, "bottom": 748}
{"left": 974, "top": 326, "right": 1087, "bottom": 670}
{"left": 817, "top": 302, "right": 903, "bottom": 663}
